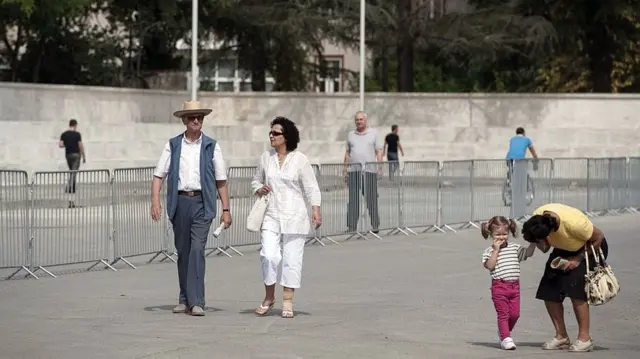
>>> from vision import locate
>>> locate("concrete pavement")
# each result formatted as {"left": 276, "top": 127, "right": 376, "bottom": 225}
{"left": 0, "top": 214, "right": 639, "bottom": 359}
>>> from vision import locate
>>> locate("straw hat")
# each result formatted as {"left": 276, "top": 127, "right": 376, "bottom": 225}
{"left": 173, "top": 100, "right": 213, "bottom": 118}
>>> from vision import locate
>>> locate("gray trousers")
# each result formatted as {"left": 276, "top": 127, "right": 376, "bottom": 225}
{"left": 171, "top": 195, "right": 212, "bottom": 308}
{"left": 347, "top": 171, "right": 380, "bottom": 231}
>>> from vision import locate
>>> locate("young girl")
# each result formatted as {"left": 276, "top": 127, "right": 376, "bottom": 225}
{"left": 481, "top": 216, "right": 536, "bottom": 350}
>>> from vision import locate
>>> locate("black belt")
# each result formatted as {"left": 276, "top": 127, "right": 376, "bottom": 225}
{"left": 178, "top": 190, "right": 201, "bottom": 197}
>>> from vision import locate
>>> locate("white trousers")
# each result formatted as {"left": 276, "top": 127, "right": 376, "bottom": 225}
{"left": 260, "top": 229, "right": 306, "bottom": 289}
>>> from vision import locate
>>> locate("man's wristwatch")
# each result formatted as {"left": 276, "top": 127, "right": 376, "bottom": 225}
{"left": 222, "top": 209, "right": 230, "bottom": 213}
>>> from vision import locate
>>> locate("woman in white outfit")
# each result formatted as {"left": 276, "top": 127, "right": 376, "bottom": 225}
{"left": 251, "top": 116, "right": 322, "bottom": 318}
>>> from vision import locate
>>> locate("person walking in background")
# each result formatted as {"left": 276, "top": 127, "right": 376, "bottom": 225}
{"left": 150, "top": 100, "right": 232, "bottom": 317}
{"left": 252, "top": 116, "right": 322, "bottom": 319}
{"left": 383, "top": 124, "right": 404, "bottom": 180}
{"left": 343, "top": 111, "right": 382, "bottom": 234}
{"left": 59, "top": 119, "right": 86, "bottom": 208}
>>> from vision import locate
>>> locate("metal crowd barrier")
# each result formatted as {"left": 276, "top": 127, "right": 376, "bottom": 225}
{"left": 2, "top": 156, "right": 640, "bottom": 279}
{"left": 111, "top": 167, "right": 173, "bottom": 269}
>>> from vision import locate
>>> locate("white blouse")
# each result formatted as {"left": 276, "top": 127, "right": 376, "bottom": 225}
{"left": 251, "top": 149, "right": 321, "bottom": 235}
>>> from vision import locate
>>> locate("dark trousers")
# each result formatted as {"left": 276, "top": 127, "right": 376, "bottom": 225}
{"left": 387, "top": 152, "right": 399, "bottom": 179}
{"left": 171, "top": 195, "right": 212, "bottom": 308}
{"left": 65, "top": 153, "right": 81, "bottom": 193}
{"left": 347, "top": 171, "right": 380, "bottom": 231}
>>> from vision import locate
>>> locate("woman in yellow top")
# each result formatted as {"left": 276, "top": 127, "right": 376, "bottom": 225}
{"left": 521, "top": 203, "right": 608, "bottom": 353}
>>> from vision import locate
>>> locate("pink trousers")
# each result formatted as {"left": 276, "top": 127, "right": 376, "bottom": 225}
{"left": 491, "top": 279, "right": 521, "bottom": 340}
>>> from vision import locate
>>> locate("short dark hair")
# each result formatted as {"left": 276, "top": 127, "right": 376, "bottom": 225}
{"left": 516, "top": 127, "right": 525, "bottom": 135}
{"left": 521, "top": 214, "right": 559, "bottom": 243}
{"left": 391, "top": 124, "right": 398, "bottom": 131}
{"left": 270, "top": 116, "right": 300, "bottom": 151}
{"left": 69, "top": 119, "right": 78, "bottom": 127}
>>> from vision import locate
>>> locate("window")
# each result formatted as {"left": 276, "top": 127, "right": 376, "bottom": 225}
{"left": 199, "top": 79, "right": 215, "bottom": 92}
{"left": 318, "top": 57, "right": 342, "bottom": 93}
{"left": 239, "top": 79, "right": 276, "bottom": 92}
{"left": 239, "top": 82, "right": 252, "bottom": 92}
{"left": 191, "top": 55, "right": 276, "bottom": 92}
{"left": 217, "top": 81, "right": 234, "bottom": 92}
{"left": 217, "top": 58, "right": 236, "bottom": 78}
{"left": 238, "top": 67, "right": 251, "bottom": 80}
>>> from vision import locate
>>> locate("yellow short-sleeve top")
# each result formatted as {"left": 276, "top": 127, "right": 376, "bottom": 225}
{"left": 533, "top": 203, "right": 593, "bottom": 252}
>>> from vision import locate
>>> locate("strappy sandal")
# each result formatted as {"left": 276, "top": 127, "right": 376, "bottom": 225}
{"left": 281, "top": 299, "right": 294, "bottom": 318}
{"left": 254, "top": 301, "right": 275, "bottom": 316}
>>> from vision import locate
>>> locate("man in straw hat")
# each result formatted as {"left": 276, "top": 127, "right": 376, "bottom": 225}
{"left": 151, "top": 100, "right": 232, "bottom": 316}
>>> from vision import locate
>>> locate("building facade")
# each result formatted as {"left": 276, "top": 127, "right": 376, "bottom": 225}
{"left": 177, "top": 37, "right": 366, "bottom": 94}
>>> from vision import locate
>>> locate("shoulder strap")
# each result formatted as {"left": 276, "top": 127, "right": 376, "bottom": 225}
{"left": 263, "top": 151, "right": 269, "bottom": 187}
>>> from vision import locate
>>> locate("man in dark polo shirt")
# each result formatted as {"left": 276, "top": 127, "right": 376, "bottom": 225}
{"left": 383, "top": 124, "right": 404, "bottom": 179}
{"left": 59, "top": 119, "right": 86, "bottom": 208}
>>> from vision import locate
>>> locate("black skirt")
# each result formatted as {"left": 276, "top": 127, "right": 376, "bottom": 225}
{"left": 535, "top": 239, "right": 609, "bottom": 303}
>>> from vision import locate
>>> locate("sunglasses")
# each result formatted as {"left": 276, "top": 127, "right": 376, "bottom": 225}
{"left": 269, "top": 131, "right": 283, "bottom": 137}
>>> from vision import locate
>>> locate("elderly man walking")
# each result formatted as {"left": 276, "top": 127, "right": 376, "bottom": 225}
{"left": 151, "top": 100, "right": 232, "bottom": 317}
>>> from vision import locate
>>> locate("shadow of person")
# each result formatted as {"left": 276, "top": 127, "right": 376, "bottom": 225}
{"left": 143, "top": 305, "right": 224, "bottom": 313}
{"left": 238, "top": 308, "right": 312, "bottom": 317}
{"left": 468, "top": 341, "right": 609, "bottom": 351}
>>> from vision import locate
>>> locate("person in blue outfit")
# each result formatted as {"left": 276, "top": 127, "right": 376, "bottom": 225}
{"left": 150, "top": 100, "right": 232, "bottom": 317}
{"left": 506, "top": 127, "right": 539, "bottom": 174}
{"left": 506, "top": 127, "right": 538, "bottom": 161}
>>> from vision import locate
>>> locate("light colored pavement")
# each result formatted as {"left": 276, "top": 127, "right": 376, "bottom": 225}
{"left": 1, "top": 214, "right": 639, "bottom": 359}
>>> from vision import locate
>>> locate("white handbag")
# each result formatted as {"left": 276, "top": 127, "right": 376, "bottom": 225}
{"left": 584, "top": 244, "right": 620, "bottom": 306}
{"left": 246, "top": 157, "right": 269, "bottom": 232}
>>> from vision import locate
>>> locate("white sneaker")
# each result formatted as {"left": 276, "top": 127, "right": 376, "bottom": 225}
{"left": 501, "top": 337, "right": 517, "bottom": 350}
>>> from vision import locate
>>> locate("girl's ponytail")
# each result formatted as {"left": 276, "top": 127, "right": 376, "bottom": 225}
{"left": 508, "top": 218, "right": 518, "bottom": 237}
{"left": 481, "top": 222, "right": 491, "bottom": 239}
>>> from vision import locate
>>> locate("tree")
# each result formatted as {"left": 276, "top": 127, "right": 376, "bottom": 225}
{"left": 0, "top": 0, "right": 122, "bottom": 84}
{"left": 336, "top": 0, "right": 555, "bottom": 92}
{"left": 472, "top": 0, "right": 640, "bottom": 92}
{"left": 103, "top": 0, "right": 191, "bottom": 87}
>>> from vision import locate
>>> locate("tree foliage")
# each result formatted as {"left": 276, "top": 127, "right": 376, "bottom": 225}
{"left": 0, "top": 0, "right": 638, "bottom": 92}
{"left": 467, "top": 0, "right": 640, "bottom": 93}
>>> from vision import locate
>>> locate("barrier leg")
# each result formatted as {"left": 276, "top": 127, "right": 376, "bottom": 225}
{"left": 206, "top": 246, "right": 233, "bottom": 258}
{"left": 305, "top": 235, "right": 326, "bottom": 246}
{"left": 6, "top": 266, "right": 39, "bottom": 280}
{"left": 319, "top": 235, "right": 340, "bottom": 245}
{"left": 160, "top": 251, "right": 178, "bottom": 262}
{"left": 87, "top": 259, "right": 117, "bottom": 272}
{"left": 223, "top": 245, "right": 244, "bottom": 256}
{"left": 111, "top": 257, "right": 137, "bottom": 270}
{"left": 31, "top": 266, "right": 57, "bottom": 278}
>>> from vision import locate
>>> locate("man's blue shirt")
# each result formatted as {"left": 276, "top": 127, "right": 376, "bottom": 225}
{"left": 506, "top": 135, "right": 532, "bottom": 160}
